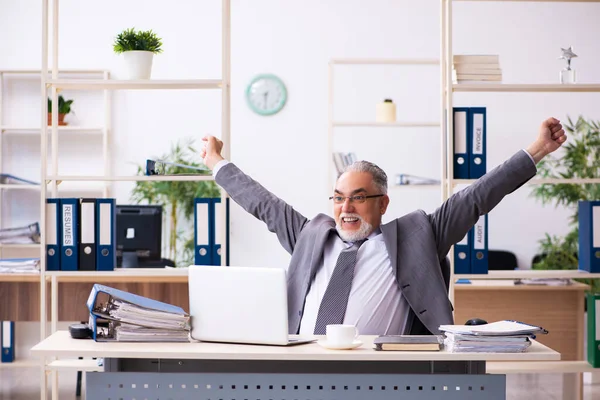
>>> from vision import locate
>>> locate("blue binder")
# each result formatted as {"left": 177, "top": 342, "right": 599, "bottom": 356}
{"left": 212, "top": 197, "right": 230, "bottom": 266}
{"left": 96, "top": 198, "right": 116, "bottom": 271}
{"left": 86, "top": 284, "right": 188, "bottom": 341}
{"left": 579, "top": 200, "right": 600, "bottom": 273}
{"left": 470, "top": 214, "right": 488, "bottom": 274}
{"left": 453, "top": 107, "right": 471, "bottom": 179}
{"left": 1, "top": 321, "right": 15, "bottom": 363}
{"left": 60, "top": 198, "right": 79, "bottom": 271}
{"left": 454, "top": 231, "right": 471, "bottom": 274}
{"left": 469, "top": 107, "right": 487, "bottom": 179}
{"left": 194, "top": 198, "right": 213, "bottom": 265}
{"left": 46, "top": 198, "right": 61, "bottom": 271}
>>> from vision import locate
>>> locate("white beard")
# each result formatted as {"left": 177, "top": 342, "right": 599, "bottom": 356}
{"left": 335, "top": 213, "right": 373, "bottom": 242}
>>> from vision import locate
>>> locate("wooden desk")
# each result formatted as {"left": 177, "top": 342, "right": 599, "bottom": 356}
{"left": 454, "top": 279, "right": 588, "bottom": 400}
{"left": 32, "top": 331, "right": 560, "bottom": 400}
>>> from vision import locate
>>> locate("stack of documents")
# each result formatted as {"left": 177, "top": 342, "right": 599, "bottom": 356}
{"left": 439, "top": 320, "right": 548, "bottom": 353}
{"left": 88, "top": 284, "right": 191, "bottom": 342}
{"left": 0, "top": 222, "right": 40, "bottom": 244}
{"left": 515, "top": 278, "right": 572, "bottom": 286}
{"left": 452, "top": 54, "right": 502, "bottom": 83}
{"left": 0, "top": 174, "right": 39, "bottom": 186}
{"left": 0, "top": 258, "right": 40, "bottom": 273}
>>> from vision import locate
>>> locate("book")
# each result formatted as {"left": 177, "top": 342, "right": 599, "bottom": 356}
{"left": 373, "top": 335, "right": 443, "bottom": 351}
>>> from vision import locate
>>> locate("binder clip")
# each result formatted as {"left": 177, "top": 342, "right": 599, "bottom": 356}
{"left": 145, "top": 159, "right": 211, "bottom": 176}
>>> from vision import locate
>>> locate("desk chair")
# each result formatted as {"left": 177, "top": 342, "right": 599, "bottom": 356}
{"left": 488, "top": 249, "right": 518, "bottom": 271}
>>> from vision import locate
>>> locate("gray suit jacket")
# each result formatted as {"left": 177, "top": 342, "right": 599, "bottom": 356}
{"left": 215, "top": 150, "right": 537, "bottom": 335}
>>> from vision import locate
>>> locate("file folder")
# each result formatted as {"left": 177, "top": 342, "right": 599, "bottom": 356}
{"left": 587, "top": 293, "right": 600, "bottom": 367}
{"left": 79, "top": 198, "right": 96, "bottom": 271}
{"left": 45, "top": 198, "right": 61, "bottom": 271}
{"left": 453, "top": 107, "right": 470, "bottom": 179}
{"left": 454, "top": 231, "right": 471, "bottom": 274}
{"left": 469, "top": 107, "right": 487, "bottom": 179}
{"left": 579, "top": 200, "right": 600, "bottom": 273}
{"left": 1, "top": 321, "right": 15, "bottom": 363}
{"left": 86, "top": 284, "right": 189, "bottom": 342}
{"left": 60, "top": 198, "right": 79, "bottom": 271}
{"left": 213, "top": 197, "right": 230, "bottom": 266}
{"left": 96, "top": 199, "right": 116, "bottom": 271}
{"left": 470, "top": 214, "right": 488, "bottom": 274}
{"left": 194, "top": 198, "right": 212, "bottom": 265}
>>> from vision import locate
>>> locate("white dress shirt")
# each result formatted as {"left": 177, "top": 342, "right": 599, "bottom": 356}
{"left": 298, "top": 229, "right": 408, "bottom": 335}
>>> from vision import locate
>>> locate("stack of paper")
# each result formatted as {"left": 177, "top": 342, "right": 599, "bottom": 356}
{"left": 0, "top": 258, "right": 40, "bottom": 274}
{"left": 452, "top": 54, "right": 502, "bottom": 83}
{"left": 107, "top": 299, "right": 190, "bottom": 342}
{"left": 439, "top": 320, "right": 548, "bottom": 353}
{"left": 0, "top": 222, "right": 40, "bottom": 244}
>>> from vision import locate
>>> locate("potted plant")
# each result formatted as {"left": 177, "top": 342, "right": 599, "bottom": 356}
{"left": 47, "top": 95, "right": 74, "bottom": 126}
{"left": 130, "top": 138, "right": 220, "bottom": 267}
{"left": 113, "top": 27, "right": 163, "bottom": 79}
{"left": 530, "top": 115, "right": 600, "bottom": 292}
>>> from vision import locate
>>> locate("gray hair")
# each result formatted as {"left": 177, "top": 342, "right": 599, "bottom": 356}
{"left": 343, "top": 161, "right": 388, "bottom": 194}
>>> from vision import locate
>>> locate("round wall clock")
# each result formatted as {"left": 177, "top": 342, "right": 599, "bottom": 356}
{"left": 245, "top": 74, "right": 287, "bottom": 116}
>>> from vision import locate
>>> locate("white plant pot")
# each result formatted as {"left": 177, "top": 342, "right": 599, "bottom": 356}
{"left": 123, "top": 50, "right": 154, "bottom": 79}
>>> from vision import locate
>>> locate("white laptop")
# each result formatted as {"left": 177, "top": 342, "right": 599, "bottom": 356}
{"left": 188, "top": 265, "right": 315, "bottom": 346}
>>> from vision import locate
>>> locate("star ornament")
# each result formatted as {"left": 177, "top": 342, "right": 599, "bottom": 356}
{"left": 559, "top": 46, "right": 578, "bottom": 61}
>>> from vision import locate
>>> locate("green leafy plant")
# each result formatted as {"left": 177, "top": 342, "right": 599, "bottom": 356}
{"left": 113, "top": 28, "right": 163, "bottom": 54}
{"left": 47, "top": 95, "right": 74, "bottom": 114}
{"left": 130, "top": 138, "right": 220, "bottom": 267}
{"left": 529, "top": 115, "right": 600, "bottom": 292}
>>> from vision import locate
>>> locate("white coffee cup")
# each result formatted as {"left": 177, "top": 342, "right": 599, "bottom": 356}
{"left": 326, "top": 324, "right": 359, "bottom": 346}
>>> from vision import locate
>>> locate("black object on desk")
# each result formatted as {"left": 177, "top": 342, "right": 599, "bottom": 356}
{"left": 465, "top": 318, "right": 488, "bottom": 326}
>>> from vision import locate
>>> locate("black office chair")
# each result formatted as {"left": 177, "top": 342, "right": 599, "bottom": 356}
{"left": 488, "top": 249, "right": 519, "bottom": 270}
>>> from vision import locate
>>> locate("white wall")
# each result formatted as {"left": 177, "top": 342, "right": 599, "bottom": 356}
{"left": 1, "top": 0, "right": 599, "bottom": 270}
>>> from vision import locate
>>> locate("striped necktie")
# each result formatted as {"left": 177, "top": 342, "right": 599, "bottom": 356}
{"left": 313, "top": 239, "right": 366, "bottom": 334}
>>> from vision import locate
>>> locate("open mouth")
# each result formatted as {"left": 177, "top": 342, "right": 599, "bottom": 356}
{"left": 341, "top": 215, "right": 361, "bottom": 228}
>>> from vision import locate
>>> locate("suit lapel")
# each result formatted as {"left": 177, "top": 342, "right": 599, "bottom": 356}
{"left": 380, "top": 221, "right": 398, "bottom": 279}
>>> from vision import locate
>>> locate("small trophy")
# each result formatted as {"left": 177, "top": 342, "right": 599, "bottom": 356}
{"left": 559, "top": 46, "right": 578, "bottom": 84}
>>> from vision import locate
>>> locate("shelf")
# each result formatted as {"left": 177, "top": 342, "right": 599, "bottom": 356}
{"left": 330, "top": 58, "right": 439, "bottom": 65}
{"left": 46, "top": 174, "right": 214, "bottom": 182}
{"left": 0, "top": 273, "right": 40, "bottom": 282}
{"left": 47, "top": 358, "right": 103, "bottom": 372}
{"left": 453, "top": 84, "right": 600, "bottom": 93}
{"left": 392, "top": 184, "right": 441, "bottom": 188}
{"left": 486, "top": 361, "right": 597, "bottom": 375}
{"left": 46, "top": 79, "right": 222, "bottom": 90}
{"left": 45, "top": 267, "right": 189, "bottom": 283}
{"left": 0, "top": 69, "right": 107, "bottom": 74}
{"left": 332, "top": 122, "right": 440, "bottom": 128}
{"left": 452, "top": 178, "right": 600, "bottom": 186}
{"left": 0, "top": 243, "right": 40, "bottom": 249}
{"left": 455, "top": 0, "right": 600, "bottom": 3}
{"left": 0, "top": 184, "right": 40, "bottom": 190}
{"left": 0, "top": 359, "right": 40, "bottom": 368}
{"left": 1, "top": 126, "right": 103, "bottom": 134}
{"left": 455, "top": 269, "right": 600, "bottom": 280}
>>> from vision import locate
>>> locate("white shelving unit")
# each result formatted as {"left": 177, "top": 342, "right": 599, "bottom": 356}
{"left": 0, "top": 69, "right": 111, "bottom": 265}
{"left": 36, "top": 0, "right": 231, "bottom": 398}
{"left": 442, "top": 1, "right": 600, "bottom": 397}
{"left": 327, "top": 58, "right": 443, "bottom": 202}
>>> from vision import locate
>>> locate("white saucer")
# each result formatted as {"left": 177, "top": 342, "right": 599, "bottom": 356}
{"left": 317, "top": 339, "right": 363, "bottom": 350}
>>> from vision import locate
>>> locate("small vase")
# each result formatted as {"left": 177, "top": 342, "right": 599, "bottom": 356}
{"left": 47, "top": 113, "right": 67, "bottom": 126}
{"left": 123, "top": 50, "right": 154, "bottom": 80}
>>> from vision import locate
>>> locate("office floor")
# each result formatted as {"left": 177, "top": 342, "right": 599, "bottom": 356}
{"left": 0, "top": 368, "right": 599, "bottom": 399}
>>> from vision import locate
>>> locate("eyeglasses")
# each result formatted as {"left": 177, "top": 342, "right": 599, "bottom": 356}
{"left": 329, "top": 194, "right": 384, "bottom": 204}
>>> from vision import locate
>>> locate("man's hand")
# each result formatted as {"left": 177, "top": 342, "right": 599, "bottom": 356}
{"left": 200, "top": 135, "right": 225, "bottom": 170}
{"left": 526, "top": 117, "right": 567, "bottom": 164}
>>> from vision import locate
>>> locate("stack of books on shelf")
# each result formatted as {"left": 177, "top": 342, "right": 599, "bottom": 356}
{"left": 439, "top": 320, "right": 548, "bottom": 353}
{"left": 452, "top": 55, "right": 502, "bottom": 83}
{"left": 0, "top": 222, "right": 40, "bottom": 244}
{"left": 332, "top": 152, "right": 357, "bottom": 176}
